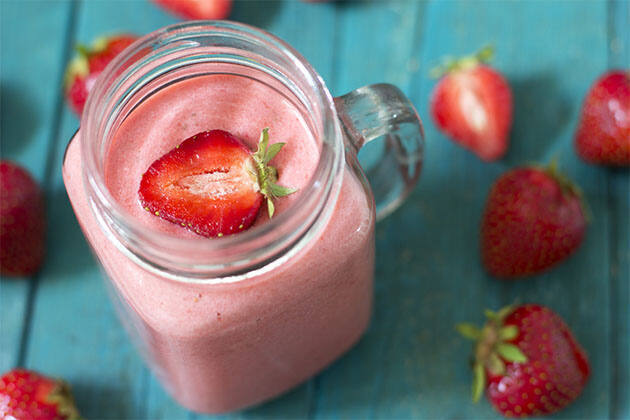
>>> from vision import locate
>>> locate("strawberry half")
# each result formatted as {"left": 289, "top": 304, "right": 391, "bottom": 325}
{"left": 152, "top": 0, "right": 232, "bottom": 20}
{"left": 64, "top": 34, "right": 138, "bottom": 116}
{"left": 430, "top": 46, "right": 513, "bottom": 161}
{"left": 457, "top": 305, "right": 590, "bottom": 417}
{"left": 0, "top": 368, "right": 81, "bottom": 419}
{"left": 138, "top": 128, "right": 295, "bottom": 238}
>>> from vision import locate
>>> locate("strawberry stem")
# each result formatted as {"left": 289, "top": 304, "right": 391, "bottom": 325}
{"left": 252, "top": 128, "right": 297, "bottom": 218}
{"left": 47, "top": 380, "right": 83, "bottom": 420}
{"left": 430, "top": 44, "right": 495, "bottom": 78}
{"left": 75, "top": 43, "right": 91, "bottom": 58}
{"left": 457, "top": 304, "right": 528, "bottom": 403}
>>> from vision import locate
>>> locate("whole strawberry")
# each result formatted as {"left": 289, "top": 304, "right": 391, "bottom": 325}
{"left": 431, "top": 46, "right": 513, "bottom": 161}
{"left": 457, "top": 305, "right": 590, "bottom": 417}
{"left": 139, "top": 128, "right": 296, "bottom": 238}
{"left": 0, "top": 161, "right": 46, "bottom": 276}
{"left": 65, "top": 34, "right": 138, "bottom": 116}
{"left": 481, "top": 165, "right": 587, "bottom": 278}
{"left": 0, "top": 368, "right": 81, "bottom": 419}
{"left": 153, "top": 0, "right": 232, "bottom": 20}
{"left": 575, "top": 70, "right": 630, "bottom": 166}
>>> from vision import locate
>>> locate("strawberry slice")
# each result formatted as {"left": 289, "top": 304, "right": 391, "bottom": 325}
{"left": 138, "top": 129, "right": 295, "bottom": 238}
{"left": 430, "top": 46, "right": 513, "bottom": 161}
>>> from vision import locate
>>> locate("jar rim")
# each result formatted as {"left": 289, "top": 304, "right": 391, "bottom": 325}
{"left": 80, "top": 20, "right": 344, "bottom": 283}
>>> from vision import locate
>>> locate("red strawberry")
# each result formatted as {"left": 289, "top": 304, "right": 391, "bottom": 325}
{"left": 430, "top": 46, "right": 513, "bottom": 161}
{"left": 153, "top": 0, "right": 232, "bottom": 20}
{"left": 575, "top": 70, "right": 630, "bottom": 166}
{"left": 0, "top": 368, "right": 81, "bottom": 419}
{"left": 0, "top": 161, "right": 46, "bottom": 276}
{"left": 480, "top": 164, "right": 587, "bottom": 278}
{"left": 139, "top": 128, "right": 295, "bottom": 238}
{"left": 457, "top": 304, "right": 590, "bottom": 417}
{"left": 64, "top": 34, "right": 137, "bottom": 116}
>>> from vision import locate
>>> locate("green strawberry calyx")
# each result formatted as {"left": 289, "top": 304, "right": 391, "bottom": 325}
{"left": 456, "top": 305, "right": 528, "bottom": 403}
{"left": 430, "top": 45, "right": 494, "bottom": 79}
{"left": 46, "top": 379, "right": 83, "bottom": 420}
{"left": 250, "top": 128, "right": 297, "bottom": 218}
{"left": 63, "top": 53, "right": 89, "bottom": 91}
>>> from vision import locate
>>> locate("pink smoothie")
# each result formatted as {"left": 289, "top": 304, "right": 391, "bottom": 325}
{"left": 63, "top": 74, "right": 375, "bottom": 413}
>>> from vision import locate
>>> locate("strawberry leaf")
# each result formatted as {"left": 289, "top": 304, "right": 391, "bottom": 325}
{"left": 487, "top": 352, "right": 506, "bottom": 376}
{"left": 267, "top": 198, "right": 275, "bottom": 218}
{"left": 270, "top": 183, "right": 297, "bottom": 198}
{"left": 75, "top": 44, "right": 91, "bottom": 58}
{"left": 484, "top": 309, "right": 497, "bottom": 320}
{"left": 47, "top": 380, "right": 83, "bottom": 420}
{"left": 456, "top": 323, "right": 481, "bottom": 340}
{"left": 256, "top": 128, "right": 270, "bottom": 159}
{"left": 472, "top": 362, "right": 486, "bottom": 403}
{"left": 475, "top": 45, "right": 494, "bottom": 64}
{"left": 496, "top": 343, "right": 527, "bottom": 363}
{"left": 265, "top": 142, "right": 286, "bottom": 164}
{"left": 430, "top": 44, "right": 495, "bottom": 78}
{"left": 498, "top": 325, "right": 519, "bottom": 341}
{"left": 495, "top": 304, "right": 515, "bottom": 321}
{"left": 64, "top": 56, "right": 89, "bottom": 90}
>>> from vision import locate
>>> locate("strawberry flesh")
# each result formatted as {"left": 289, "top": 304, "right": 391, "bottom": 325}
{"left": 431, "top": 64, "right": 512, "bottom": 161}
{"left": 139, "top": 130, "right": 261, "bottom": 238}
{"left": 575, "top": 70, "right": 630, "bottom": 166}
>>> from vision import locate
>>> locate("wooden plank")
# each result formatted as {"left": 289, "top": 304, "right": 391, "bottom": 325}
{"left": 0, "top": 0, "right": 74, "bottom": 372}
{"left": 232, "top": 0, "right": 337, "bottom": 82}
{"left": 610, "top": 173, "right": 630, "bottom": 420}
{"left": 608, "top": 1, "right": 630, "bottom": 418}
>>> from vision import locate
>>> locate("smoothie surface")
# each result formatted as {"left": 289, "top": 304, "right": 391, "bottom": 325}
{"left": 104, "top": 74, "right": 319, "bottom": 238}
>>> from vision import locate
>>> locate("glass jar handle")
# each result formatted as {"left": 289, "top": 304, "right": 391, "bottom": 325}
{"left": 334, "top": 83, "right": 424, "bottom": 221}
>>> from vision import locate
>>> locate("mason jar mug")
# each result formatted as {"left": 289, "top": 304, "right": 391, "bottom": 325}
{"left": 63, "top": 21, "right": 424, "bottom": 414}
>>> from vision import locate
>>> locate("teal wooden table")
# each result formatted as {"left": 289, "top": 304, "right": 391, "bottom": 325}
{"left": 1, "top": 1, "right": 629, "bottom": 418}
